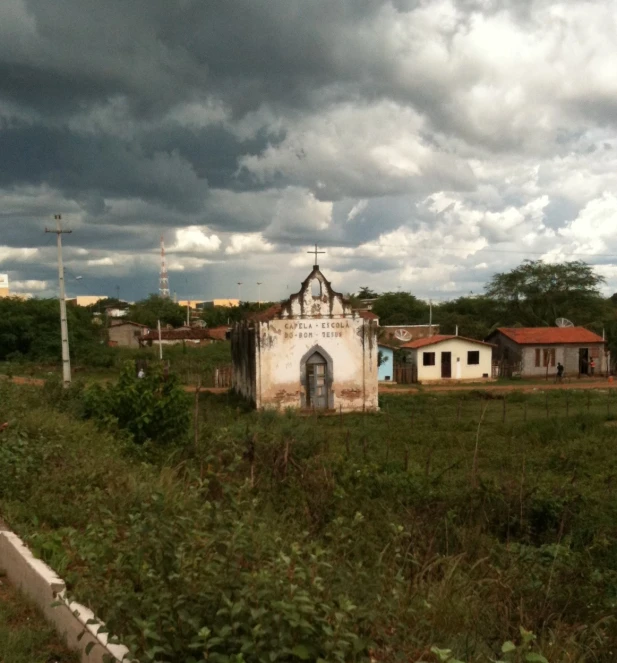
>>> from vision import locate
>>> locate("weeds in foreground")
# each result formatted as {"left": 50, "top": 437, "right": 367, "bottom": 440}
{"left": 1, "top": 384, "right": 617, "bottom": 661}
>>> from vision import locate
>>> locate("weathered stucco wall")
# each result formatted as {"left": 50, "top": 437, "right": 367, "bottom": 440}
{"left": 254, "top": 317, "right": 378, "bottom": 411}
{"left": 521, "top": 344, "right": 606, "bottom": 377}
{"left": 232, "top": 266, "right": 379, "bottom": 411}
{"left": 231, "top": 323, "right": 257, "bottom": 404}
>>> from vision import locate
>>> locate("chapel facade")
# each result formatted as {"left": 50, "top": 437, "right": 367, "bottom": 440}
{"left": 231, "top": 265, "right": 379, "bottom": 412}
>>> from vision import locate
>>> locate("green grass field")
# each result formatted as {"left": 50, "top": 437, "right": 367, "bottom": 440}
{"left": 0, "top": 342, "right": 232, "bottom": 386}
{"left": 0, "top": 573, "right": 78, "bottom": 663}
{"left": 1, "top": 382, "right": 617, "bottom": 661}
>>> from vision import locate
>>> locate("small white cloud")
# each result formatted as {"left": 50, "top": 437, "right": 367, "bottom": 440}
{"left": 173, "top": 227, "right": 221, "bottom": 253}
{"left": 347, "top": 200, "right": 367, "bottom": 222}
{"left": 225, "top": 233, "right": 274, "bottom": 255}
{"left": 11, "top": 279, "right": 47, "bottom": 291}
{"left": 87, "top": 257, "right": 114, "bottom": 266}
{"left": 0, "top": 247, "right": 39, "bottom": 261}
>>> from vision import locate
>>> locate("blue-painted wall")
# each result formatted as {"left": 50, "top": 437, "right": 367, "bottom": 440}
{"left": 378, "top": 345, "right": 394, "bottom": 381}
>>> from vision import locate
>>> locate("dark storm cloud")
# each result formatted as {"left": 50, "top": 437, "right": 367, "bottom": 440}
{"left": 2, "top": 0, "right": 617, "bottom": 301}
{"left": 0, "top": 122, "right": 206, "bottom": 211}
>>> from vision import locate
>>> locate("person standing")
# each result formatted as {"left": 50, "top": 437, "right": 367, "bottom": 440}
{"left": 556, "top": 362, "right": 564, "bottom": 383}
{"left": 589, "top": 357, "right": 596, "bottom": 377}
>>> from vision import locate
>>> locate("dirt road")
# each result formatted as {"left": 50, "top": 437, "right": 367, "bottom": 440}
{"left": 381, "top": 379, "right": 617, "bottom": 394}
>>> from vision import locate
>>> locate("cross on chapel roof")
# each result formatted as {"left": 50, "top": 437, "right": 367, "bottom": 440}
{"left": 307, "top": 243, "right": 325, "bottom": 268}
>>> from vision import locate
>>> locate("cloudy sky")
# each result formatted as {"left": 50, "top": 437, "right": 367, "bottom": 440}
{"left": 2, "top": 0, "right": 617, "bottom": 303}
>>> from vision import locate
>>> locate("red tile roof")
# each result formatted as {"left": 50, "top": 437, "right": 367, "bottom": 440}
{"left": 142, "top": 327, "right": 229, "bottom": 341}
{"left": 401, "top": 335, "right": 494, "bottom": 349}
{"left": 494, "top": 327, "right": 605, "bottom": 345}
{"left": 206, "top": 326, "right": 230, "bottom": 341}
{"left": 357, "top": 310, "right": 378, "bottom": 320}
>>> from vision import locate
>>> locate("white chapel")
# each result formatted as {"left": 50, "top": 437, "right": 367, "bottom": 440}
{"left": 231, "top": 260, "right": 379, "bottom": 412}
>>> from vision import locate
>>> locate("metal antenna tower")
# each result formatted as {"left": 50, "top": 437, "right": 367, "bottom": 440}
{"left": 159, "top": 235, "right": 170, "bottom": 298}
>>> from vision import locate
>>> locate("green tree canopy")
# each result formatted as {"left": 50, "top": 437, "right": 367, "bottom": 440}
{"left": 128, "top": 295, "right": 186, "bottom": 328}
{"left": 0, "top": 297, "right": 108, "bottom": 364}
{"left": 485, "top": 260, "right": 606, "bottom": 326}
{"left": 371, "top": 292, "right": 429, "bottom": 325}
{"left": 435, "top": 295, "right": 503, "bottom": 339}
{"left": 356, "top": 286, "right": 380, "bottom": 299}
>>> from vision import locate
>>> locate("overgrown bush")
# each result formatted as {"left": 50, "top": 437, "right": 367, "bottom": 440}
{"left": 81, "top": 361, "right": 190, "bottom": 444}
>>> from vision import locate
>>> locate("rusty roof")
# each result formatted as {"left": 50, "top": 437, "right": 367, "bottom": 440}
{"left": 356, "top": 310, "right": 379, "bottom": 320}
{"left": 142, "top": 327, "right": 228, "bottom": 341}
{"left": 401, "top": 335, "right": 495, "bottom": 349}
{"left": 494, "top": 327, "right": 605, "bottom": 345}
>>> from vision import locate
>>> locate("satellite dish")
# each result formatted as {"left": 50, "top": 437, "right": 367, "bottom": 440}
{"left": 394, "top": 329, "right": 412, "bottom": 341}
{"left": 555, "top": 318, "right": 574, "bottom": 327}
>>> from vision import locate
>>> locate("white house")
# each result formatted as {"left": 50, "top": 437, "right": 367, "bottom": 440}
{"left": 401, "top": 335, "right": 494, "bottom": 384}
{"left": 232, "top": 264, "right": 379, "bottom": 411}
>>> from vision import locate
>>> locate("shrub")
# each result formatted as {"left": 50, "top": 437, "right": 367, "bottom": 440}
{"left": 82, "top": 361, "right": 190, "bottom": 444}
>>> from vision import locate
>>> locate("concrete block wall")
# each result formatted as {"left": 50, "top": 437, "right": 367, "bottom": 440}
{"left": 0, "top": 525, "right": 130, "bottom": 663}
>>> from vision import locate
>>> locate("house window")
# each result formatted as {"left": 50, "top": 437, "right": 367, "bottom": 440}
{"left": 542, "top": 348, "right": 556, "bottom": 367}
{"left": 535, "top": 348, "right": 541, "bottom": 367}
{"left": 423, "top": 352, "right": 435, "bottom": 366}
{"left": 467, "top": 350, "right": 480, "bottom": 365}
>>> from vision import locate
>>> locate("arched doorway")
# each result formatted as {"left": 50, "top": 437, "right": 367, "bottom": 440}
{"left": 306, "top": 351, "right": 328, "bottom": 409}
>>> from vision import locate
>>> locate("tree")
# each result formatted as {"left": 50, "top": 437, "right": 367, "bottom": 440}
{"left": 435, "top": 295, "right": 503, "bottom": 339}
{"left": 128, "top": 295, "right": 185, "bottom": 328}
{"left": 371, "top": 292, "right": 429, "bottom": 325}
{"left": 485, "top": 260, "right": 606, "bottom": 326}
{"left": 198, "top": 301, "right": 277, "bottom": 327}
{"left": 357, "top": 287, "right": 380, "bottom": 299}
{"left": 0, "top": 297, "right": 110, "bottom": 365}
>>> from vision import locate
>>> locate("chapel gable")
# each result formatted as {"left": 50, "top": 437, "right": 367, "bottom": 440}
{"left": 280, "top": 266, "right": 353, "bottom": 318}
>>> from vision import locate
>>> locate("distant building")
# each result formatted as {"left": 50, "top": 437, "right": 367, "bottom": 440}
{"left": 378, "top": 343, "right": 395, "bottom": 382}
{"left": 139, "top": 326, "right": 230, "bottom": 347}
{"left": 380, "top": 324, "right": 439, "bottom": 344}
{"left": 198, "top": 299, "right": 240, "bottom": 309}
{"left": 66, "top": 296, "right": 108, "bottom": 307}
{"left": 0, "top": 274, "right": 9, "bottom": 298}
{"left": 486, "top": 327, "right": 607, "bottom": 378}
{"left": 232, "top": 265, "right": 379, "bottom": 412}
{"left": 178, "top": 300, "right": 203, "bottom": 309}
{"left": 108, "top": 321, "right": 149, "bottom": 348}
{"left": 105, "top": 307, "right": 128, "bottom": 319}
{"left": 401, "top": 335, "right": 494, "bottom": 383}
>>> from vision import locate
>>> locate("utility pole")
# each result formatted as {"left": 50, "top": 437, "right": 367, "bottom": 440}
{"left": 257, "top": 282, "right": 262, "bottom": 308}
{"left": 45, "top": 214, "right": 72, "bottom": 388}
{"left": 429, "top": 299, "right": 433, "bottom": 337}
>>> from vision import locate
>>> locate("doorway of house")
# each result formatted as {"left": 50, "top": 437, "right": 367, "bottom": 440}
{"left": 441, "top": 351, "right": 452, "bottom": 379}
{"left": 579, "top": 347, "right": 589, "bottom": 375}
{"left": 306, "top": 351, "right": 328, "bottom": 408}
